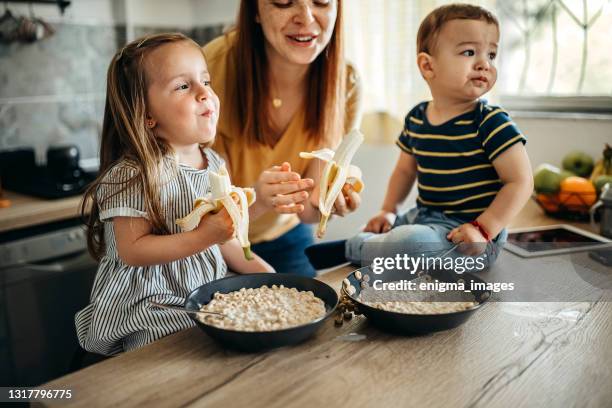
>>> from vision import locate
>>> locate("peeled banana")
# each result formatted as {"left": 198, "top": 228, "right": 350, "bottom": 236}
{"left": 300, "top": 129, "right": 365, "bottom": 238}
{"left": 176, "top": 164, "right": 255, "bottom": 260}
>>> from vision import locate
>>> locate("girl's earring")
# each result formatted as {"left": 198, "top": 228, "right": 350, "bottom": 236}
{"left": 147, "top": 120, "right": 155, "bottom": 128}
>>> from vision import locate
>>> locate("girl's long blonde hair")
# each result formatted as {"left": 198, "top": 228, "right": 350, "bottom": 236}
{"left": 233, "top": 0, "right": 346, "bottom": 147}
{"left": 82, "top": 33, "right": 203, "bottom": 260}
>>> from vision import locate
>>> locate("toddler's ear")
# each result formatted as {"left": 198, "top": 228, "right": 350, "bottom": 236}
{"left": 417, "top": 52, "right": 435, "bottom": 80}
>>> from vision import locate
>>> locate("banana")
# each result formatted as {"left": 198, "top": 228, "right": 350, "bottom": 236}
{"left": 300, "top": 129, "right": 365, "bottom": 238}
{"left": 590, "top": 144, "right": 612, "bottom": 182}
{"left": 176, "top": 164, "right": 255, "bottom": 260}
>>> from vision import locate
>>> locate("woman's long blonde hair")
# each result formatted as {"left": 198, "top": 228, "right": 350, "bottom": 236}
{"left": 82, "top": 33, "right": 203, "bottom": 260}
{"left": 233, "top": 0, "right": 346, "bottom": 147}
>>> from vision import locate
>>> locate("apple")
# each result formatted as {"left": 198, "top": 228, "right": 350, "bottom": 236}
{"left": 534, "top": 164, "right": 564, "bottom": 194}
{"left": 562, "top": 151, "right": 594, "bottom": 178}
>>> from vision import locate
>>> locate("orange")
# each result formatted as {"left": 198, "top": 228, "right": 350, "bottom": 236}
{"left": 536, "top": 193, "right": 559, "bottom": 212}
{"left": 558, "top": 176, "right": 597, "bottom": 209}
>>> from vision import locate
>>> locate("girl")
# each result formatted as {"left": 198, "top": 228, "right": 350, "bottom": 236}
{"left": 76, "top": 33, "right": 273, "bottom": 356}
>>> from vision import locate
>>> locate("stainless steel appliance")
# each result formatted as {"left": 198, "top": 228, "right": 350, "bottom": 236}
{"left": 591, "top": 183, "right": 612, "bottom": 239}
{"left": 597, "top": 184, "right": 612, "bottom": 238}
{"left": 0, "top": 146, "right": 96, "bottom": 199}
{"left": 0, "top": 218, "right": 97, "bottom": 386}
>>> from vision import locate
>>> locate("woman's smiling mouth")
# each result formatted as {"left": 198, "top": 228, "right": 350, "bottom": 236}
{"left": 286, "top": 33, "right": 318, "bottom": 47}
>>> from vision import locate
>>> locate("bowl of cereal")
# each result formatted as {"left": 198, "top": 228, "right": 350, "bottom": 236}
{"left": 340, "top": 267, "right": 490, "bottom": 334}
{"left": 185, "top": 273, "right": 338, "bottom": 351}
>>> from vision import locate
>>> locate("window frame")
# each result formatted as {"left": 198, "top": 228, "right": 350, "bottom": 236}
{"left": 500, "top": 95, "right": 612, "bottom": 115}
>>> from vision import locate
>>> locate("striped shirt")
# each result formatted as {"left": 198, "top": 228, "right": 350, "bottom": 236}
{"left": 75, "top": 148, "right": 227, "bottom": 356}
{"left": 396, "top": 101, "right": 526, "bottom": 220}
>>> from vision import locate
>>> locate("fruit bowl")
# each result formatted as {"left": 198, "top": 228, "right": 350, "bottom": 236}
{"left": 533, "top": 192, "right": 598, "bottom": 221}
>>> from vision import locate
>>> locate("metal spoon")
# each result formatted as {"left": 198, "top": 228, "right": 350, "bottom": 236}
{"left": 150, "top": 301, "right": 231, "bottom": 319}
{"left": 437, "top": 244, "right": 459, "bottom": 259}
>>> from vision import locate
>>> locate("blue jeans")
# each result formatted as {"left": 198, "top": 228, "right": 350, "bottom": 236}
{"left": 346, "top": 207, "right": 507, "bottom": 269}
{"left": 251, "top": 223, "right": 316, "bottom": 277}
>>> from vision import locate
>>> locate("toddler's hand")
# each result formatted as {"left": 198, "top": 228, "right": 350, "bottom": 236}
{"left": 195, "top": 206, "right": 235, "bottom": 245}
{"left": 364, "top": 211, "right": 396, "bottom": 233}
{"left": 447, "top": 223, "right": 487, "bottom": 256}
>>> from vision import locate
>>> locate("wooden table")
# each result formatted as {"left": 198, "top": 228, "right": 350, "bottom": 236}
{"left": 40, "top": 201, "right": 612, "bottom": 407}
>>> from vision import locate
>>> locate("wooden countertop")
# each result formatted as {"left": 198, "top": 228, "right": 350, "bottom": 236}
{"left": 0, "top": 191, "right": 597, "bottom": 235}
{"left": 0, "top": 191, "right": 85, "bottom": 233}
{"left": 508, "top": 198, "right": 598, "bottom": 233}
{"left": 38, "top": 201, "right": 612, "bottom": 407}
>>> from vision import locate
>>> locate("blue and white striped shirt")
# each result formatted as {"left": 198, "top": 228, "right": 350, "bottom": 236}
{"left": 75, "top": 148, "right": 227, "bottom": 355}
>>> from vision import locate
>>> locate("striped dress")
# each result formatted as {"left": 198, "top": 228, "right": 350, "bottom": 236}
{"left": 396, "top": 100, "right": 526, "bottom": 221}
{"left": 75, "top": 148, "right": 227, "bottom": 356}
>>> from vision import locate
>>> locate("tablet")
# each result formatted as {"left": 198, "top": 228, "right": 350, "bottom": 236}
{"left": 505, "top": 224, "right": 611, "bottom": 258}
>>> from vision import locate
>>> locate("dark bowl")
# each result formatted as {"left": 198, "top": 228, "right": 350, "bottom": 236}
{"left": 346, "top": 267, "right": 490, "bottom": 335}
{"left": 185, "top": 273, "right": 338, "bottom": 352}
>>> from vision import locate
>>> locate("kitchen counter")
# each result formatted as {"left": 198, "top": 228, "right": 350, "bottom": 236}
{"left": 38, "top": 203, "right": 612, "bottom": 407}
{"left": 0, "top": 191, "right": 86, "bottom": 233}
{"left": 0, "top": 192, "right": 598, "bottom": 235}
{"left": 508, "top": 198, "right": 598, "bottom": 233}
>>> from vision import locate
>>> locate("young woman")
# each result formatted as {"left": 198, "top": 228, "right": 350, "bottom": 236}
{"left": 204, "top": 0, "right": 363, "bottom": 276}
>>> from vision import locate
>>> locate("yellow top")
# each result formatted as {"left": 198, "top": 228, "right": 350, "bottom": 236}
{"left": 203, "top": 32, "right": 363, "bottom": 243}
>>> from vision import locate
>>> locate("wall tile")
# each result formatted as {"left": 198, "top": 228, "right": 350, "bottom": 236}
{"left": 0, "top": 22, "right": 225, "bottom": 163}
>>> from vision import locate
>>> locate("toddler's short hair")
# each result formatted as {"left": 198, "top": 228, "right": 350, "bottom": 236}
{"left": 417, "top": 3, "right": 499, "bottom": 54}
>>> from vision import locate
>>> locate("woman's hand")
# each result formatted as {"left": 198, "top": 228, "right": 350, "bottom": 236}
{"left": 364, "top": 210, "right": 396, "bottom": 233}
{"left": 447, "top": 223, "right": 487, "bottom": 256}
{"left": 309, "top": 182, "right": 361, "bottom": 217}
{"left": 253, "top": 162, "right": 314, "bottom": 216}
{"left": 195, "top": 207, "right": 236, "bottom": 245}
{"left": 310, "top": 184, "right": 361, "bottom": 216}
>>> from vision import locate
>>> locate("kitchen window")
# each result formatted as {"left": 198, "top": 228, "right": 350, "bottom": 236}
{"left": 344, "top": 0, "right": 612, "bottom": 123}
{"left": 497, "top": 0, "right": 612, "bottom": 114}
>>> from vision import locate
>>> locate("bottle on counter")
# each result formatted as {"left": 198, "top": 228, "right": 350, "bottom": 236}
{"left": 591, "top": 183, "right": 612, "bottom": 238}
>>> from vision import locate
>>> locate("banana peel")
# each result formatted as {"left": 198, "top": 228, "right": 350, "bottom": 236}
{"left": 176, "top": 164, "right": 255, "bottom": 260}
{"left": 300, "top": 129, "right": 365, "bottom": 238}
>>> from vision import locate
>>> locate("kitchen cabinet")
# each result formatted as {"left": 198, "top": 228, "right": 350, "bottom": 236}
{"left": 1, "top": 193, "right": 97, "bottom": 386}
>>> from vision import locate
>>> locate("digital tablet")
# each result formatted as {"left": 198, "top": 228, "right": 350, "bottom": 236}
{"left": 505, "top": 224, "right": 611, "bottom": 258}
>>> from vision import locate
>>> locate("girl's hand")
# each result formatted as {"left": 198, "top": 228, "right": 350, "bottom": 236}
{"left": 195, "top": 207, "right": 235, "bottom": 245}
{"left": 254, "top": 162, "right": 314, "bottom": 214}
{"left": 364, "top": 210, "right": 396, "bottom": 233}
{"left": 447, "top": 223, "right": 487, "bottom": 256}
